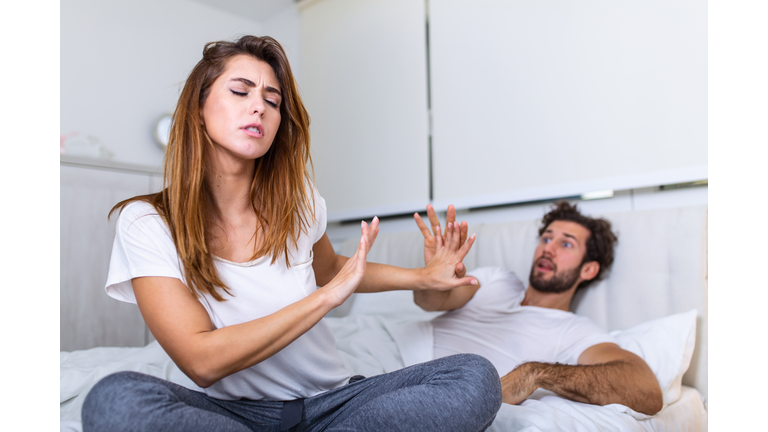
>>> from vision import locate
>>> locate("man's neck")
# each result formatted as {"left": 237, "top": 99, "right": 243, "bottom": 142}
{"left": 521, "top": 286, "right": 576, "bottom": 312}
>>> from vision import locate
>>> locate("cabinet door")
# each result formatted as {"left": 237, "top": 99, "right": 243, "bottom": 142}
{"left": 429, "top": 0, "right": 707, "bottom": 210}
{"left": 60, "top": 166, "right": 155, "bottom": 350}
{"left": 300, "top": 0, "right": 430, "bottom": 221}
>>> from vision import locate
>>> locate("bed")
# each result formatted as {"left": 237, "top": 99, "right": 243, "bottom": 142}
{"left": 60, "top": 204, "right": 708, "bottom": 431}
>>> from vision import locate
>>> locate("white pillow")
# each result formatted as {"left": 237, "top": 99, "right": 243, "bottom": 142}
{"left": 610, "top": 309, "right": 697, "bottom": 407}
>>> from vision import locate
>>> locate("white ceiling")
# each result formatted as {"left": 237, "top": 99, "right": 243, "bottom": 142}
{"left": 189, "top": 0, "right": 296, "bottom": 23}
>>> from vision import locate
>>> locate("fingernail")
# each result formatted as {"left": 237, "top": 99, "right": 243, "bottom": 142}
{"left": 470, "top": 279, "right": 478, "bottom": 285}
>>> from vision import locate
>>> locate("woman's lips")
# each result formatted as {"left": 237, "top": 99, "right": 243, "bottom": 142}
{"left": 241, "top": 124, "right": 263, "bottom": 138}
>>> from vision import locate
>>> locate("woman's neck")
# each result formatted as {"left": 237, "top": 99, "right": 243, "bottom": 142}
{"left": 207, "top": 156, "right": 257, "bottom": 218}
{"left": 205, "top": 158, "right": 263, "bottom": 262}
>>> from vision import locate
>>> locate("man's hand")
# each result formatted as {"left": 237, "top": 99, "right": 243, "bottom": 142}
{"left": 500, "top": 363, "right": 539, "bottom": 405}
{"left": 414, "top": 204, "right": 468, "bottom": 277}
{"left": 499, "top": 344, "right": 663, "bottom": 415}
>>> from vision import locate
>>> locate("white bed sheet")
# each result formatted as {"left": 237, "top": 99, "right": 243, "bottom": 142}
{"left": 60, "top": 315, "right": 707, "bottom": 431}
{"left": 326, "top": 315, "right": 707, "bottom": 432}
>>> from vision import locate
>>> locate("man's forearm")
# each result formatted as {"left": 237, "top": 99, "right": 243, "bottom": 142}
{"left": 503, "top": 360, "right": 663, "bottom": 415}
{"left": 413, "top": 290, "right": 450, "bottom": 311}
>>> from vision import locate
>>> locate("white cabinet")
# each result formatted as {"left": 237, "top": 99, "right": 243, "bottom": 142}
{"left": 60, "top": 158, "right": 162, "bottom": 350}
{"left": 300, "top": 0, "right": 430, "bottom": 222}
{"left": 428, "top": 0, "right": 707, "bottom": 210}
{"left": 299, "top": 0, "right": 707, "bottom": 219}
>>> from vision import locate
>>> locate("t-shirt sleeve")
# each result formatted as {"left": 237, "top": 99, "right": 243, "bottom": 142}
{"left": 459, "top": 267, "right": 526, "bottom": 315}
{"left": 310, "top": 186, "right": 327, "bottom": 245}
{"left": 105, "top": 201, "right": 184, "bottom": 304}
{"left": 557, "top": 315, "right": 618, "bottom": 365}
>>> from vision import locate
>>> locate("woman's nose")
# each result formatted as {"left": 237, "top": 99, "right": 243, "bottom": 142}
{"left": 249, "top": 98, "right": 265, "bottom": 116}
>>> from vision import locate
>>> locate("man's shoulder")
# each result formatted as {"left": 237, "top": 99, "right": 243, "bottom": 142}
{"left": 564, "top": 312, "right": 614, "bottom": 340}
{"left": 469, "top": 266, "right": 523, "bottom": 286}
{"left": 465, "top": 266, "right": 526, "bottom": 308}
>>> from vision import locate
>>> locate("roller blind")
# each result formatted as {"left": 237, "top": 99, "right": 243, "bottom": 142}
{"left": 429, "top": 0, "right": 707, "bottom": 210}
{"left": 300, "top": 0, "right": 430, "bottom": 221}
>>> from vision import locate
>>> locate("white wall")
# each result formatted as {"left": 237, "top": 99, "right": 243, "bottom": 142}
{"left": 260, "top": 4, "right": 302, "bottom": 86}
{"left": 326, "top": 185, "right": 708, "bottom": 251}
{"left": 61, "top": 0, "right": 264, "bottom": 167}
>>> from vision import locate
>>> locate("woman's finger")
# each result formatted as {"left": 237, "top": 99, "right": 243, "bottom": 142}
{"left": 444, "top": 221, "right": 453, "bottom": 249}
{"left": 349, "top": 227, "right": 366, "bottom": 260}
{"left": 357, "top": 236, "right": 368, "bottom": 267}
{"left": 457, "top": 233, "right": 476, "bottom": 258}
{"left": 368, "top": 216, "right": 380, "bottom": 248}
{"left": 460, "top": 221, "right": 468, "bottom": 246}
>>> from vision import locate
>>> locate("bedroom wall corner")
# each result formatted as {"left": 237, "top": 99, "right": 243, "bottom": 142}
{"left": 60, "top": 0, "right": 264, "bottom": 168}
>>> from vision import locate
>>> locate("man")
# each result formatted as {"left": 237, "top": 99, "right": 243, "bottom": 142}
{"left": 412, "top": 201, "right": 663, "bottom": 415}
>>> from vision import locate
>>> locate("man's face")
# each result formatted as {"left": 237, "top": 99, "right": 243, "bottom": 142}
{"left": 529, "top": 220, "right": 592, "bottom": 293}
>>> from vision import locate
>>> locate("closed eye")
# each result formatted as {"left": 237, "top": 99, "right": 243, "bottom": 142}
{"left": 230, "top": 90, "right": 247, "bottom": 96}
{"left": 265, "top": 99, "right": 279, "bottom": 108}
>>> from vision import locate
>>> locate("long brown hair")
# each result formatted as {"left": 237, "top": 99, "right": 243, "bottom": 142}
{"left": 111, "top": 35, "right": 314, "bottom": 301}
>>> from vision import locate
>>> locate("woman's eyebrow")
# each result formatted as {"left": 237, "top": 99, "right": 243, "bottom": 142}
{"left": 230, "top": 77, "right": 255, "bottom": 86}
{"left": 265, "top": 86, "right": 282, "bottom": 97}
{"left": 229, "top": 77, "right": 282, "bottom": 96}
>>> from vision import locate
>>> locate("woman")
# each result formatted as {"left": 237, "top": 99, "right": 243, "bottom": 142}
{"left": 82, "top": 35, "right": 501, "bottom": 432}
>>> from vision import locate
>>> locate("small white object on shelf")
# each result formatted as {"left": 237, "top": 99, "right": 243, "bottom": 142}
{"left": 61, "top": 133, "right": 114, "bottom": 161}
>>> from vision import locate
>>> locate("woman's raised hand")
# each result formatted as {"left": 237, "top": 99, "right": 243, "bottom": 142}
{"left": 414, "top": 204, "right": 468, "bottom": 277}
{"left": 323, "top": 217, "right": 379, "bottom": 307}
{"left": 421, "top": 220, "right": 476, "bottom": 291}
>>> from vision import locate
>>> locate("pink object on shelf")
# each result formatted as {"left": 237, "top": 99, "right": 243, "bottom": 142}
{"left": 60, "top": 132, "right": 79, "bottom": 154}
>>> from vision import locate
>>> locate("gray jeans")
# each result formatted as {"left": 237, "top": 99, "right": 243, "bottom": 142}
{"left": 82, "top": 353, "right": 501, "bottom": 432}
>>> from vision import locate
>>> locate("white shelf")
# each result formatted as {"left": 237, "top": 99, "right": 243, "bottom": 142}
{"left": 60, "top": 155, "right": 162, "bottom": 175}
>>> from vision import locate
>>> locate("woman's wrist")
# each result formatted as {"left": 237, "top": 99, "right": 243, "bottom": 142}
{"left": 314, "top": 283, "right": 347, "bottom": 311}
{"left": 411, "top": 267, "right": 434, "bottom": 291}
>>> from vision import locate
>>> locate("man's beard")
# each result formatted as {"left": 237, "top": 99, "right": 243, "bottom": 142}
{"left": 528, "top": 259, "right": 582, "bottom": 293}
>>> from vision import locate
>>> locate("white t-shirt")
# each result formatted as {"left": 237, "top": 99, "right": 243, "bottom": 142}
{"left": 105, "top": 189, "right": 350, "bottom": 401}
{"left": 432, "top": 267, "right": 616, "bottom": 376}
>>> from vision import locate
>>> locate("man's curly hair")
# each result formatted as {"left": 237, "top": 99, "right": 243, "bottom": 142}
{"left": 539, "top": 200, "right": 618, "bottom": 291}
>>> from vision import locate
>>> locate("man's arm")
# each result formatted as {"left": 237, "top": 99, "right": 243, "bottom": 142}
{"left": 500, "top": 343, "right": 663, "bottom": 415}
{"left": 413, "top": 276, "right": 480, "bottom": 311}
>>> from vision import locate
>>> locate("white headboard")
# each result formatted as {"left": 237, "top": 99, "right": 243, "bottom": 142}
{"left": 339, "top": 205, "right": 708, "bottom": 401}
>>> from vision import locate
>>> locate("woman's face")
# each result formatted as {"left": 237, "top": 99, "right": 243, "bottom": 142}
{"left": 201, "top": 55, "right": 282, "bottom": 163}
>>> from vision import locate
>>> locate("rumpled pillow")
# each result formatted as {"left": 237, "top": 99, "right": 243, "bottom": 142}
{"left": 610, "top": 309, "right": 697, "bottom": 408}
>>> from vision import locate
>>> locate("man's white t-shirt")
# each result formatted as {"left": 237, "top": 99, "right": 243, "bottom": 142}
{"left": 432, "top": 267, "right": 616, "bottom": 376}
{"left": 104, "top": 189, "right": 350, "bottom": 401}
